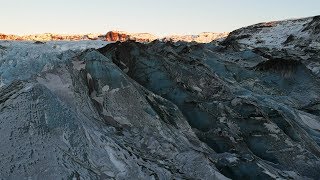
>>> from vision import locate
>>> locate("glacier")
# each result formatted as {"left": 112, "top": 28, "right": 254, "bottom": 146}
{"left": 0, "top": 15, "right": 320, "bottom": 180}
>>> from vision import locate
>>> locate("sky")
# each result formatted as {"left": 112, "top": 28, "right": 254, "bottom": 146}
{"left": 1, "top": 0, "right": 320, "bottom": 36}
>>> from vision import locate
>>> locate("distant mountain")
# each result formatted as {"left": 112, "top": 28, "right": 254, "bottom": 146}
{"left": 163, "top": 32, "right": 229, "bottom": 43}
{"left": 0, "top": 31, "right": 229, "bottom": 43}
{"left": 0, "top": 34, "right": 22, "bottom": 40}
{"left": 105, "top": 31, "right": 229, "bottom": 43}
{"left": 0, "top": 33, "right": 105, "bottom": 41}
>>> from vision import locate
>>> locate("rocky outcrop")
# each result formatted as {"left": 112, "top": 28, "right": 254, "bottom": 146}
{"left": 105, "top": 31, "right": 130, "bottom": 42}
{"left": 221, "top": 15, "right": 320, "bottom": 77}
{"left": 302, "top": 15, "right": 320, "bottom": 35}
{"left": 105, "top": 31, "right": 157, "bottom": 42}
{"left": 222, "top": 16, "right": 320, "bottom": 49}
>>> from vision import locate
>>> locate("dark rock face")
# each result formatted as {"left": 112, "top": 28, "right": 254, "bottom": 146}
{"left": 302, "top": 15, "right": 320, "bottom": 34}
{"left": 0, "top": 42, "right": 227, "bottom": 179}
{"left": 99, "top": 40, "right": 320, "bottom": 179}
{"left": 282, "top": 35, "right": 295, "bottom": 45}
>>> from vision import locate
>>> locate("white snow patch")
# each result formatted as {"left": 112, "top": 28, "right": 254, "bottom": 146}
{"left": 41, "top": 63, "right": 54, "bottom": 72}
{"left": 24, "top": 84, "right": 34, "bottom": 91}
{"left": 285, "top": 139, "right": 294, "bottom": 146}
{"left": 0, "top": 81, "right": 5, "bottom": 88}
{"left": 114, "top": 116, "right": 132, "bottom": 126}
{"left": 109, "top": 88, "right": 120, "bottom": 94}
{"left": 44, "top": 112, "right": 49, "bottom": 124}
{"left": 105, "top": 146, "right": 127, "bottom": 173}
{"left": 238, "top": 18, "right": 311, "bottom": 49}
{"left": 92, "top": 96, "right": 104, "bottom": 105}
{"left": 257, "top": 162, "right": 278, "bottom": 179}
{"left": 62, "top": 132, "right": 71, "bottom": 147}
{"left": 102, "top": 85, "right": 110, "bottom": 92}
{"left": 264, "top": 123, "right": 281, "bottom": 133}
{"left": 226, "top": 157, "right": 238, "bottom": 163}
{"left": 72, "top": 60, "right": 86, "bottom": 71}
{"left": 231, "top": 98, "right": 242, "bottom": 107}
{"left": 299, "top": 113, "right": 320, "bottom": 131}
{"left": 191, "top": 86, "right": 202, "bottom": 92}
